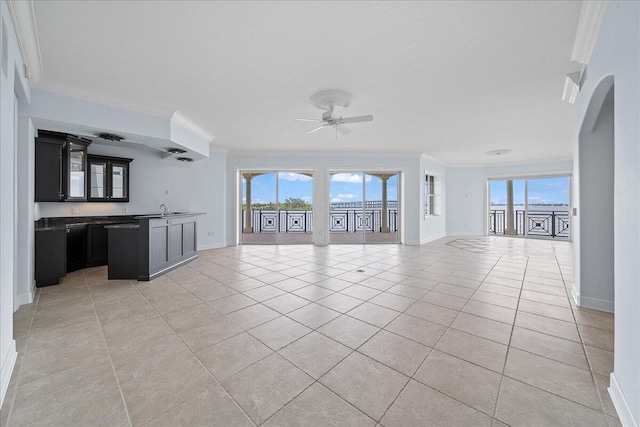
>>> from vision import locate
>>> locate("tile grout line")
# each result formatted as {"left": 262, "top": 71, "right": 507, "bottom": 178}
{"left": 3, "top": 288, "right": 39, "bottom": 427}
{"left": 369, "top": 257, "right": 502, "bottom": 424}
{"left": 127, "top": 274, "right": 259, "bottom": 427}
{"left": 555, "top": 251, "right": 615, "bottom": 421}
{"left": 491, "top": 254, "right": 528, "bottom": 424}
{"left": 86, "top": 274, "right": 135, "bottom": 427}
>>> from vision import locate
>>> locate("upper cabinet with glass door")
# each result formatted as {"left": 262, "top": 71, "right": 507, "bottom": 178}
{"left": 88, "top": 155, "right": 132, "bottom": 202}
{"left": 35, "top": 130, "right": 91, "bottom": 202}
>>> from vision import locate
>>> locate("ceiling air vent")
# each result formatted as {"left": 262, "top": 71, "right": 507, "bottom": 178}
{"left": 177, "top": 157, "right": 194, "bottom": 162}
{"left": 95, "top": 132, "right": 125, "bottom": 142}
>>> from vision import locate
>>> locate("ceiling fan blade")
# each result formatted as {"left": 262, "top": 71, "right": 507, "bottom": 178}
{"left": 306, "top": 125, "right": 328, "bottom": 134}
{"left": 295, "top": 118, "right": 322, "bottom": 122}
{"left": 337, "top": 125, "right": 351, "bottom": 135}
{"left": 340, "top": 115, "right": 374, "bottom": 124}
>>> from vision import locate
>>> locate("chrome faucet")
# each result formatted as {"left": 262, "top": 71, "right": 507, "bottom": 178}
{"left": 159, "top": 204, "right": 168, "bottom": 215}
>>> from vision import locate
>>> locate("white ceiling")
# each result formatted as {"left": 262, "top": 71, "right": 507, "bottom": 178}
{"left": 29, "top": 1, "right": 581, "bottom": 165}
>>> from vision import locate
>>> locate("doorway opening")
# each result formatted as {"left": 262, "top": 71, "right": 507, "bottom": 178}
{"left": 488, "top": 176, "right": 571, "bottom": 240}
{"left": 575, "top": 76, "right": 614, "bottom": 312}
{"left": 241, "top": 171, "right": 313, "bottom": 244}
{"left": 328, "top": 171, "right": 400, "bottom": 244}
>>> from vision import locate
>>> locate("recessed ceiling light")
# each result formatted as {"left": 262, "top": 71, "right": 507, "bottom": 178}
{"left": 94, "top": 132, "right": 125, "bottom": 142}
{"left": 485, "top": 149, "right": 512, "bottom": 156}
{"left": 176, "top": 157, "right": 194, "bottom": 162}
{"left": 167, "top": 148, "right": 187, "bottom": 155}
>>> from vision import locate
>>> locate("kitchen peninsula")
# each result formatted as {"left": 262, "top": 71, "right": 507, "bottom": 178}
{"left": 35, "top": 213, "right": 203, "bottom": 286}
{"left": 110, "top": 212, "right": 202, "bottom": 281}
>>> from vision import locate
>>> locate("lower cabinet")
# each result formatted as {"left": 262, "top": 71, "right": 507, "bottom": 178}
{"left": 86, "top": 224, "right": 108, "bottom": 267}
{"left": 35, "top": 222, "right": 110, "bottom": 286}
{"left": 35, "top": 229, "right": 67, "bottom": 287}
{"left": 138, "top": 215, "right": 198, "bottom": 281}
{"left": 67, "top": 225, "right": 87, "bottom": 272}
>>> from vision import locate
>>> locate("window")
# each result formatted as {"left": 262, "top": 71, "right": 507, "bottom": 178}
{"left": 425, "top": 173, "right": 441, "bottom": 216}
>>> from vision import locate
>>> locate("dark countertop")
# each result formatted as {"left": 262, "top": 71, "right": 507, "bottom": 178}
{"left": 35, "top": 215, "right": 146, "bottom": 231}
{"left": 104, "top": 223, "right": 140, "bottom": 229}
{"left": 134, "top": 212, "right": 205, "bottom": 219}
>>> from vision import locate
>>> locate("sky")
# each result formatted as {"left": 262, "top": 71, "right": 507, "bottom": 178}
{"left": 242, "top": 172, "right": 398, "bottom": 205}
{"left": 489, "top": 177, "right": 569, "bottom": 205}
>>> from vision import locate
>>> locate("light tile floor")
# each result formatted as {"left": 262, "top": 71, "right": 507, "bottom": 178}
{"left": 1, "top": 237, "right": 618, "bottom": 426}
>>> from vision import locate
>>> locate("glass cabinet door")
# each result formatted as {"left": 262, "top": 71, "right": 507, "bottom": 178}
{"left": 89, "top": 158, "right": 108, "bottom": 200}
{"left": 67, "top": 142, "right": 87, "bottom": 200}
{"left": 110, "top": 162, "right": 128, "bottom": 200}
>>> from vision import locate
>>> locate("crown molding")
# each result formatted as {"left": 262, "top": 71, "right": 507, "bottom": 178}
{"left": 571, "top": 0, "right": 609, "bottom": 64}
{"left": 227, "top": 150, "right": 423, "bottom": 158}
{"left": 35, "top": 78, "right": 175, "bottom": 117}
{"left": 420, "top": 153, "right": 447, "bottom": 165}
{"left": 445, "top": 156, "right": 573, "bottom": 169}
{"left": 7, "top": 0, "right": 43, "bottom": 84}
{"left": 171, "top": 111, "right": 214, "bottom": 142}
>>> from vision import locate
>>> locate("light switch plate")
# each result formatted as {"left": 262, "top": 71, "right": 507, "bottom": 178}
{"left": 72, "top": 207, "right": 79, "bottom": 214}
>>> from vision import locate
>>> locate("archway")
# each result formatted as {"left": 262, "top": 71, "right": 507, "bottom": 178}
{"left": 574, "top": 76, "right": 614, "bottom": 312}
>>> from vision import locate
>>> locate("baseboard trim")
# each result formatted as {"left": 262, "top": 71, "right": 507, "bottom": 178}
{"left": 420, "top": 233, "right": 447, "bottom": 244}
{"left": 15, "top": 289, "right": 35, "bottom": 309}
{"left": 446, "top": 232, "right": 486, "bottom": 237}
{"left": 0, "top": 340, "right": 17, "bottom": 408}
{"left": 579, "top": 294, "right": 614, "bottom": 313}
{"left": 609, "top": 372, "right": 638, "bottom": 427}
{"left": 197, "top": 243, "right": 226, "bottom": 251}
{"left": 571, "top": 284, "right": 580, "bottom": 306}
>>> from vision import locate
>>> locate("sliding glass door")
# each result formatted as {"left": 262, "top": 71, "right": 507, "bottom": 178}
{"left": 329, "top": 171, "right": 400, "bottom": 244}
{"left": 488, "top": 176, "right": 570, "bottom": 239}
{"left": 241, "top": 171, "right": 313, "bottom": 244}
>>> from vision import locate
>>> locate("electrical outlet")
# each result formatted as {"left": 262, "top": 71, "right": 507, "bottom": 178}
{"left": 122, "top": 207, "right": 128, "bottom": 213}
{"left": 208, "top": 231, "right": 215, "bottom": 236}
{"left": 72, "top": 207, "right": 79, "bottom": 214}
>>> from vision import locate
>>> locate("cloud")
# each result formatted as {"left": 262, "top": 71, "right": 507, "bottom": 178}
{"left": 331, "top": 173, "right": 372, "bottom": 183}
{"left": 547, "top": 182, "right": 566, "bottom": 188}
{"left": 528, "top": 196, "right": 541, "bottom": 200}
{"left": 301, "top": 196, "right": 312, "bottom": 202}
{"left": 331, "top": 193, "right": 357, "bottom": 202}
{"left": 278, "top": 172, "right": 313, "bottom": 182}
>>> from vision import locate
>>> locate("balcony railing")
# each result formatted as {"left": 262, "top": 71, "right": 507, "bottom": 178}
{"left": 242, "top": 209, "right": 398, "bottom": 233}
{"left": 489, "top": 210, "right": 570, "bottom": 239}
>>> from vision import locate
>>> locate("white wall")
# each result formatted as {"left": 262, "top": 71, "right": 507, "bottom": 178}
{"left": 420, "top": 155, "right": 447, "bottom": 243}
{"left": 445, "top": 161, "right": 573, "bottom": 236}
{"left": 576, "top": 88, "right": 614, "bottom": 312}
{"left": 225, "top": 153, "right": 438, "bottom": 246}
{"left": 573, "top": 2, "right": 640, "bottom": 424}
{"left": 14, "top": 117, "right": 35, "bottom": 307}
{"left": 0, "top": 0, "right": 30, "bottom": 407}
{"left": 35, "top": 143, "right": 227, "bottom": 251}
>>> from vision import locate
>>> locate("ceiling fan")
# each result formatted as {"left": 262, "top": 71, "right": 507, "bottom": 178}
{"left": 295, "top": 90, "right": 373, "bottom": 136}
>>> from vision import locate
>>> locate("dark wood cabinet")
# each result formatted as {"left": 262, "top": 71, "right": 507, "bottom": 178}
{"left": 35, "top": 140, "right": 64, "bottom": 202}
{"left": 35, "top": 229, "right": 67, "bottom": 287}
{"left": 88, "top": 155, "right": 132, "bottom": 202}
{"left": 35, "top": 130, "right": 91, "bottom": 202}
{"left": 67, "top": 225, "right": 87, "bottom": 272}
{"left": 107, "top": 226, "right": 139, "bottom": 280}
{"left": 138, "top": 215, "right": 198, "bottom": 280}
{"left": 86, "top": 224, "right": 108, "bottom": 267}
